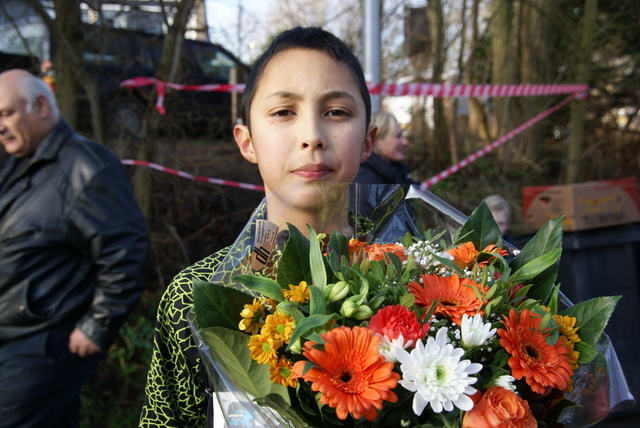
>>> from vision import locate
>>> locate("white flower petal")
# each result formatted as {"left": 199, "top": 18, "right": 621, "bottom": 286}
{"left": 397, "top": 327, "right": 482, "bottom": 416}
{"left": 461, "top": 314, "right": 497, "bottom": 348}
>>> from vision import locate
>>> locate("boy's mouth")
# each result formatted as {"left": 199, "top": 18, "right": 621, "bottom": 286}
{"left": 292, "top": 163, "right": 332, "bottom": 179}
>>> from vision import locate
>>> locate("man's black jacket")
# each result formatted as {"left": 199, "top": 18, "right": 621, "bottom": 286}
{"left": 0, "top": 120, "right": 149, "bottom": 350}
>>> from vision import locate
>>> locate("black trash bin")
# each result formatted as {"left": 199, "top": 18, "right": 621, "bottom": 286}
{"left": 556, "top": 222, "right": 640, "bottom": 416}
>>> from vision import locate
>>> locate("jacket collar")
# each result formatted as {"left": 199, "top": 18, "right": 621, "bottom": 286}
{"left": 28, "top": 119, "right": 74, "bottom": 166}
{"left": 0, "top": 119, "right": 73, "bottom": 210}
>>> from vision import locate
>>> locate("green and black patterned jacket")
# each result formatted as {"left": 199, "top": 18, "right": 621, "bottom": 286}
{"left": 139, "top": 248, "right": 229, "bottom": 428}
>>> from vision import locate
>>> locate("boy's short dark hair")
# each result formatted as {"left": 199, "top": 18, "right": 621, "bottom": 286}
{"left": 240, "top": 26, "right": 371, "bottom": 132}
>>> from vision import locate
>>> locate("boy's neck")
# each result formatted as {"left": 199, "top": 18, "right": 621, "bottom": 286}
{"left": 265, "top": 184, "right": 353, "bottom": 237}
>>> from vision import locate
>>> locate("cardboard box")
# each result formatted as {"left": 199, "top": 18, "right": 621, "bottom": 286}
{"left": 522, "top": 178, "right": 640, "bottom": 232}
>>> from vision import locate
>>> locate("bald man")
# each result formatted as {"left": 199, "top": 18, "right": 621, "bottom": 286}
{"left": 0, "top": 69, "right": 149, "bottom": 428}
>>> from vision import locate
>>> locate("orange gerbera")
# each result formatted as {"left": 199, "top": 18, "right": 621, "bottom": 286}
{"left": 347, "top": 238, "right": 368, "bottom": 265}
{"left": 447, "top": 242, "right": 479, "bottom": 269}
{"left": 348, "top": 238, "right": 368, "bottom": 255}
{"left": 292, "top": 326, "right": 399, "bottom": 421}
{"left": 447, "top": 242, "right": 508, "bottom": 269}
{"left": 364, "top": 243, "right": 407, "bottom": 263}
{"left": 498, "top": 309, "right": 573, "bottom": 394}
{"left": 407, "top": 273, "right": 486, "bottom": 325}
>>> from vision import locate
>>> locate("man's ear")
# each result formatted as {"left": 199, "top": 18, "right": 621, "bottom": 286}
{"left": 234, "top": 124, "right": 257, "bottom": 164}
{"left": 33, "top": 95, "right": 51, "bottom": 118}
{"left": 361, "top": 124, "right": 376, "bottom": 163}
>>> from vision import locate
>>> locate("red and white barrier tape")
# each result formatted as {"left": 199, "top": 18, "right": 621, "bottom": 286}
{"left": 120, "top": 159, "right": 265, "bottom": 192}
{"left": 419, "top": 92, "right": 581, "bottom": 189}
{"left": 366, "top": 83, "right": 588, "bottom": 98}
{"left": 120, "top": 92, "right": 578, "bottom": 192}
{"left": 120, "top": 77, "right": 588, "bottom": 115}
{"left": 118, "top": 78, "right": 588, "bottom": 190}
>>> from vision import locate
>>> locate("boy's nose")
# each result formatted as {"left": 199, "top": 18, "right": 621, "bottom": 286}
{"left": 302, "top": 140, "right": 324, "bottom": 149}
{"left": 300, "top": 118, "right": 326, "bottom": 150}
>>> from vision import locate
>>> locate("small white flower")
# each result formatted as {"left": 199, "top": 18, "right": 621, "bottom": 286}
{"left": 494, "top": 375, "right": 517, "bottom": 392}
{"left": 377, "top": 333, "right": 412, "bottom": 363}
{"left": 395, "top": 327, "right": 483, "bottom": 415}
{"left": 461, "top": 314, "right": 496, "bottom": 348}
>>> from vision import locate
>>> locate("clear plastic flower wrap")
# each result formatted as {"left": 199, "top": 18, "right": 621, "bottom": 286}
{"left": 188, "top": 183, "right": 634, "bottom": 427}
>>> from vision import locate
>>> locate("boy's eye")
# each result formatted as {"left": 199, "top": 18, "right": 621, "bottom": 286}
{"left": 326, "top": 109, "right": 350, "bottom": 117}
{"left": 272, "top": 109, "right": 294, "bottom": 117}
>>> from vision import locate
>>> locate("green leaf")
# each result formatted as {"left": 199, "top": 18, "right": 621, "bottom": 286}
{"left": 307, "top": 226, "right": 327, "bottom": 290}
{"left": 287, "top": 314, "right": 334, "bottom": 350}
{"left": 328, "top": 230, "right": 349, "bottom": 257}
{"left": 234, "top": 275, "right": 285, "bottom": 302}
{"left": 457, "top": 201, "right": 503, "bottom": 249}
{"left": 193, "top": 280, "right": 253, "bottom": 330}
{"left": 561, "top": 296, "right": 621, "bottom": 345}
{"left": 308, "top": 284, "right": 325, "bottom": 316}
{"left": 400, "top": 292, "right": 415, "bottom": 308}
{"left": 277, "top": 224, "right": 311, "bottom": 287}
{"left": 508, "top": 248, "right": 561, "bottom": 286}
{"left": 575, "top": 340, "right": 600, "bottom": 364}
{"left": 510, "top": 216, "right": 563, "bottom": 302}
{"left": 200, "top": 327, "right": 289, "bottom": 401}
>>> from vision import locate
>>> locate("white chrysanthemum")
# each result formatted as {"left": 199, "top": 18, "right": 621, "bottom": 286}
{"left": 377, "top": 333, "right": 412, "bottom": 363}
{"left": 494, "top": 375, "right": 517, "bottom": 391}
{"left": 395, "top": 327, "right": 483, "bottom": 415}
{"left": 461, "top": 314, "right": 497, "bottom": 348}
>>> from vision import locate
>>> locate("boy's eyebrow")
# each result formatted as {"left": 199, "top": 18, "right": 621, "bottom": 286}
{"left": 321, "top": 91, "right": 358, "bottom": 104}
{"left": 265, "top": 90, "right": 358, "bottom": 104}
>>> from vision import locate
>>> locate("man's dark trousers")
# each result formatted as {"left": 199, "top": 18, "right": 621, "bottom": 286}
{"left": 0, "top": 323, "right": 103, "bottom": 428}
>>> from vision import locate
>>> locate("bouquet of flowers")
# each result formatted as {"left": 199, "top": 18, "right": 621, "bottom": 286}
{"left": 189, "top": 184, "right": 632, "bottom": 427}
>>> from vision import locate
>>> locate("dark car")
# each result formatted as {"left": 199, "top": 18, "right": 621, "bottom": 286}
{"left": 76, "top": 24, "right": 249, "bottom": 138}
{"left": 1, "top": 5, "right": 249, "bottom": 138}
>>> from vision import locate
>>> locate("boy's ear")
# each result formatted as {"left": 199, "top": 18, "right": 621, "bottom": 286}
{"left": 361, "top": 124, "right": 376, "bottom": 163}
{"left": 234, "top": 124, "right": 257, "bottom": 164}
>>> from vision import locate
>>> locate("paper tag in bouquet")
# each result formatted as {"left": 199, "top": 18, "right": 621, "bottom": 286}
{"left": 250, "top": 219, "right": 279, "bottom": 271}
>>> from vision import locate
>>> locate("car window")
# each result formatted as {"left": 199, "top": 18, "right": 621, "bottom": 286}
{"left": 189, "top": 43, "right": 239, "bottom": 82}
{"left": 0, "top": 22, "right": 41, "bottom": 55}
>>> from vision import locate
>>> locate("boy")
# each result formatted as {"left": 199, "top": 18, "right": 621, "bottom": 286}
{"left": 139, "top": 26, "right": 375, "bottom": 427}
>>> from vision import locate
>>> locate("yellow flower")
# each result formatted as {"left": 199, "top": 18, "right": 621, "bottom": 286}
{"left": 283, "top": 281, "right": 310, "bottom": 304}
{"left": 248, "top": 332, "right": 283, "bottom": 365}
{"left": 553, "top": 314, "right": 581, "bottom": 343}
{"left": 560, "top": 335, "right": 580, "bottom": 370}
{"left": 262, "top": 311, "right": 295, "bottom": 343}
{"left": 270, "top": 357, "right": 298, "bottom": 388}
{"left": 239, "top": 298, "right": 267, "bottom": 334}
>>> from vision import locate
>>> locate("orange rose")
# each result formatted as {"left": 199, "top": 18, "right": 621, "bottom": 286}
{"left": 462, "top": 386, "right": 537, "bottom": 428}
{"left": 364, "top": 243, "right": 407, "bottom": 263}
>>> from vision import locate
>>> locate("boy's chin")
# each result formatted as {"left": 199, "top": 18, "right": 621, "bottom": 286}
{"left": 267, "top": 181, "right": 351, "bottom": 215}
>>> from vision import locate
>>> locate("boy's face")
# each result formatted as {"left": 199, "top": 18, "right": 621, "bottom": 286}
{"left": 234, "top": 48, "right": 374, "bottom": 197}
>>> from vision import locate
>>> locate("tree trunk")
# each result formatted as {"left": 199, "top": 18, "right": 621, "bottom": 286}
{"left": 465, "top": 0, "right": 492, "bottom": 144}
{"left": 50, "top": 0, "right": 83, "bottom": 128}
{"left": 565, "top": 0, "right": 597, "bottom": 184}
{"left": 134, "top": 0, "right": 195, "bottom": 219}
{"left": 448, "top": 0, "right": 468, "bottom": 166}
{"left": 512, "top": 0, "right": 552, "bottom": 171}
{"left": 491, "top": 0, "right": 520, "bottom": 169}
{"left": 427, "top": 0, "right": 449, "bottom": 172}
{"left": 25, "top": 0, "right": 104, "bottom": 142}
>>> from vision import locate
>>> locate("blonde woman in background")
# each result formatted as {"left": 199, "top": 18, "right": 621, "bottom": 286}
{"left": 355, "top": 111, "right": 416, "bottom": 185}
